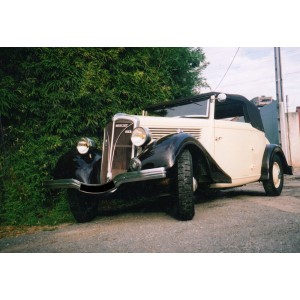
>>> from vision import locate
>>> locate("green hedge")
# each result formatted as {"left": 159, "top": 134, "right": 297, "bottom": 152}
{"left": 1, "top": 135, "right": 71, "bottom": 224}
{"left": 0, "top": 47, "right": 207, "bottom": 225}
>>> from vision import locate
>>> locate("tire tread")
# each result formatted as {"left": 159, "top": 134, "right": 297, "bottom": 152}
{"left": 175, "top": 150, "right": 195, "bottom": 221}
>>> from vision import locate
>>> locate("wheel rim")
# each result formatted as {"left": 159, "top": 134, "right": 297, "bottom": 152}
{"left": 273, "top": 162, "right": 281, "bottom": 188}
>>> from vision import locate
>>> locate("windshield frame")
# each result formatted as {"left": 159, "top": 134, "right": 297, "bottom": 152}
{"left": 145, "top": 96, "right": 210, "bottom": 118}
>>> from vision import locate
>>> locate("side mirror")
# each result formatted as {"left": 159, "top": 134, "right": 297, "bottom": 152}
{"left": 217, "top": 93, "right": 227, "bottom": 102}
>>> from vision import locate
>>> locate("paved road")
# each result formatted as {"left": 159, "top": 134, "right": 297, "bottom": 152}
{"left": 1, "top": 170, "right": 300, "bottom": 253}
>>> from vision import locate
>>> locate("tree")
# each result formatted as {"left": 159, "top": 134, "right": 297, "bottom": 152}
{"left": 0, "top": 47, "right": 208, "bottom": 225}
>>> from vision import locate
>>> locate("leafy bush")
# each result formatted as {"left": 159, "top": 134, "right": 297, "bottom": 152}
{"left": 0, "top": 134, "right": 73, "bottom": 224}
{"left": 0, "top": 47, "right": 207, "bottom": 225}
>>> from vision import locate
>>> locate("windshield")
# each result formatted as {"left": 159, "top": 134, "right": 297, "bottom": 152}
{"left": 146, "top": 99, "right": 209, "bottom": 118}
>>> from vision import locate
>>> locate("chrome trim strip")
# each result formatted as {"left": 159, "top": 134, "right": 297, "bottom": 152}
{"left": 113, "top": 114, "right": 140, "bottom": 159}
{"left": 112, "top": 113, "right": 140, "bottom": 125}
{"left": 113, "top": 167, "right": 166, "bottom": 187}
{"left": 105, "top": 113, "right": 140, "bottom": 181}
{"left": 109, "top": 123, "right": 134, "bottom": 172}
{"left": 45, "top": 179, "right": 81, "bottom": 190}
{"left": 101, "top": 126, "right": 108, "bottom": 181}
{"left": 45, "top": 167, "right": 167, "bottom": 194}
{"left": 107, "top": 119, "right": 116, "bottom": 180}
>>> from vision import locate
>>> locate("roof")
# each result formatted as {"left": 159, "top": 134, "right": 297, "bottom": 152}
{"left": 145, "top": 92, "right": 265, "bottom": 132}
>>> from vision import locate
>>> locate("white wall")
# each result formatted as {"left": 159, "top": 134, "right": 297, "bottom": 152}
{"left": 287, "top": 112, "right": 300, "bottom": 167}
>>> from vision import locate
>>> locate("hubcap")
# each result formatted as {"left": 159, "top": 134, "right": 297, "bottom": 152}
{"left": 273, "top": 162, "right": 281, "bottom": 188}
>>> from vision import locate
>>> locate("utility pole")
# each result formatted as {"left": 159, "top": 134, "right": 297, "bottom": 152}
{"left": 274, "top": 47, "right": 290, "bottom": 164}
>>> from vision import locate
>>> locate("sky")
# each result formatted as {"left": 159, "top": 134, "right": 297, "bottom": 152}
{"left": 201, "top": 47, "right": 300, "bottom": 111}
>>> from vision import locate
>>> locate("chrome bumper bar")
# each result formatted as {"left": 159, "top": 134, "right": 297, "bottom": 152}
{"left": 45, "top": 167, "right": 167, "bottom": 194}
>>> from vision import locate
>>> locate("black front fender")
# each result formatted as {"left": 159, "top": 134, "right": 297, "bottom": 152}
{"left": 53, "top": 149, "right": 102, "bottom": 184}
{"left": 139, "top": 133, "right": 231, "bottom": 183}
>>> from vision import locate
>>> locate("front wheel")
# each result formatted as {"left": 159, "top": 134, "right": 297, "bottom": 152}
{"left": 67, "top": 190, "right": 98, "bottom": 222}
{"left": 263, "top": 154, "right": 284, "bottom": 196}
{"left": 172, "top": 149, "right": 195, "bottom": 221}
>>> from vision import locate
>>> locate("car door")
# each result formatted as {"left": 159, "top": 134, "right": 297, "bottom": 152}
{"left": 214, "top": 119, "right": 255, "bottom": 184}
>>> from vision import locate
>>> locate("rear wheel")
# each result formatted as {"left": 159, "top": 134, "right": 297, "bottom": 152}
{"left": 67, "top": 190, "right": 98, "bottom": 222}
{"left": 172, "top": 149, "right": 195, "bottom": 221}
{"left": 263, "top": 154, "right": 284, "bottom": 196}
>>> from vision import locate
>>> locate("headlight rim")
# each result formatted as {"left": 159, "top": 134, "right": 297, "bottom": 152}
{"left": 131, "top": 127, "right": 151, "bottom": 147}
{"left": 76, "top": 137, "right": 96, "bottom": 155}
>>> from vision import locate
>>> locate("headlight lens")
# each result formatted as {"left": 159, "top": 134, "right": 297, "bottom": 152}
{"left": 131, "top": 127, "right": 151, "bottom": 147}
{"left": 77, "top": 137, "right": 96, "bottom": 154}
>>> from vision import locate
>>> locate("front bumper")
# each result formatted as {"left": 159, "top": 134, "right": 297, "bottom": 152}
{"left": 45, "top": 167, "right": 167, "bottom": 194}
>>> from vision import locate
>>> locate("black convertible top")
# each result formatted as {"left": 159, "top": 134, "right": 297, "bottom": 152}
{"left": 145, "top": 92, "right": 265, "bottom": 132}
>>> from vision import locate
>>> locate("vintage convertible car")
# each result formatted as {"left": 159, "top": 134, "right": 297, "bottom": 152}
{"left": 46, "top": 92, "right": 293, "bottom": 222}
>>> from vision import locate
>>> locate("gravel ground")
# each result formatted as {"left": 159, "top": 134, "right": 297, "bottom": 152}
{"left": 1, "top": 169, "right": 300, "bottom": 253}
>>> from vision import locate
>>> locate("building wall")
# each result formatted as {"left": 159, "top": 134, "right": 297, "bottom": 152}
{"left": 260, "top": 101, "right": 279, "bottom": 144}
{"left": 287, "top": 110, "right": 300, "bottom": 167}
{"left": 296, "top": 107, "right": 300, "bottom": 132}
{"left": 259, "top": 103, "right": 300, "bottom": 167}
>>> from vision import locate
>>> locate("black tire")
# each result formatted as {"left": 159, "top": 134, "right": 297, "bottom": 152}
{"left": 172, "top": 149, "right": 195, "bottom": 221}
{"left": 263, "top": 154, "right": 284, "bottom": 196}
{"left": 67, "top": 190, "right": 98, "bottom": 223}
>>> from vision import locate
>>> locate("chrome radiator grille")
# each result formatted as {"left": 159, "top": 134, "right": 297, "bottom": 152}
{"left": 101, "top": 118, "right": 136, "bottom": 183}
{"left": 148, "top": 127, "right": 202, "bottom": 140}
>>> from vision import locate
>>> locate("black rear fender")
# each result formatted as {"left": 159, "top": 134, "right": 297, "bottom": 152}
{"left": 260, "top": 144, "right": 293, "bottom": 180}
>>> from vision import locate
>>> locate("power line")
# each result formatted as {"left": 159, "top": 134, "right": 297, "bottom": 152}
{"left": 284, "top": 70, "right": 300, "bottom": 76}
{"left": 214, "top": 47, "right": 240, "bottom": 91}
{"left": 218, "top": 77, "right": 275, "bottom": 88}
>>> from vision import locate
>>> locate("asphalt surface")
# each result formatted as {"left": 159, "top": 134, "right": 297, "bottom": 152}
{"left": 1, "top": 170, "right": 300, "bottom": 253}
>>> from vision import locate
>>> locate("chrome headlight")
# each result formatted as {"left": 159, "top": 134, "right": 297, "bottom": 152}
{"left": 131, "top": 127, "right": 151, "bottom": 147}
{"left": 77, "top": 137, "right": 96, "bottom": 154}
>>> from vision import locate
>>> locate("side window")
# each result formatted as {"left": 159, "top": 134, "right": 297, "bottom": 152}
{"left": 214, "top": 100, "right": 249, "bottom": 123}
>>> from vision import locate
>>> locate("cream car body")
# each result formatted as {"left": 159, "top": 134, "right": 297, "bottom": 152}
{"left": 46, "top": 92, "right": 293, "bottom": 222}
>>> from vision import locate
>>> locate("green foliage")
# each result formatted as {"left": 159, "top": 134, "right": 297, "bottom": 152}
{"left": 0, "top": 134, "right": 73, "bottom": 224}
{"left": 0, "top": 47, "right": 207, "bottom": 225}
